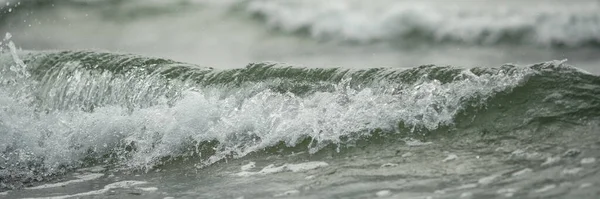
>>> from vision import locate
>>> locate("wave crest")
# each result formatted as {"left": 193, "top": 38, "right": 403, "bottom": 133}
{"left": 1, "top": 50, "right": 599, "bottom": 190}
{"left": 243, "top": 0, "right": 600, "bottom": 47}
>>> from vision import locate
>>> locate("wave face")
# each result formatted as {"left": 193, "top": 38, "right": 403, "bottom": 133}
{"left": 1, "top": 48, "right": 600, "bottom": 189}
{"left": 242, "top": 0, "right": 600, "bottom": 47}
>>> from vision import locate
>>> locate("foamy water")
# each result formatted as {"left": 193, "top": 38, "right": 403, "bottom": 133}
{"left": 1, "top": 1, "right": 600, "bottom": 198}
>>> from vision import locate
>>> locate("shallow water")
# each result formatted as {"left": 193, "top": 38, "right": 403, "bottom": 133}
{"left": 6, "top": 132, "right": 600, "bottom": 199}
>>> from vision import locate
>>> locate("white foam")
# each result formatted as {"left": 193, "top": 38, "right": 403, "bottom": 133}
{"left": 375, "top": 190, "right": 391, "bottom": 197}
{"left": 403, "top": 138, "right": 432, "bottom": 147}
{"left": 241, "top": 162, "right": 256, "bottom": 171}
{"left": 401, "top": 152, "right": 413, "bottom": 158}
{"left": 534, "top": 184, "right": 556, "bottom": 193}
{"left": 478, "top": 174, "right": 500, "bottom": 185}
{"left": 460, "top": 192, "right": 473, "bottom": 198}
{"left": 26, "top": 173, "right": 104, "bottom": 190}
{"left": 235, "top": 161, "right": 329, "bottom": 177}
{"left": 22, "top": 181, "right": 147, "bottom": 199}
{"left": 512, "top": 168, "right": 533, "bottom": 177}
{"left": 581, "top": 157, "right": 596, "bottom": 164}
{"left": 579, "top": 183, "right": 593, "bottom": 189}
{"left": 541, "top": 156, "right": 561, "bottom": 166}
{"left": 562, "top": 167, "right": 583, "bottom": 175}
{"left": 497, "top": 188, "right": 517, "bottom": 197}
{"left": 137, "top": 187, "right": 158, "bottom": 192}
{"left": 380, "top": 163, "right": 398, "bottom": 168}
{"left": 286, "top": 161, "right": 329, "bottom": 172}
{"left": 442, "top": 154, "right": 458, "bottom": 162}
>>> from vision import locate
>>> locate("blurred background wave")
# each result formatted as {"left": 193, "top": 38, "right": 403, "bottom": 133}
{"left": 1, "top": 0, "right": 600, "bottom": 72}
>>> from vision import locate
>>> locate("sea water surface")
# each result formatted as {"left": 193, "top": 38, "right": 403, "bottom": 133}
{"left": 1, "top": 0, "right": 600, "bottom": 199}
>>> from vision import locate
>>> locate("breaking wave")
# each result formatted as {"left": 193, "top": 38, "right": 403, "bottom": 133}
{"left": 242, "top": 0, "right": 600, "bottom": 47}
{"left": 1, "top": 46, "right": 599, "bottom": 189}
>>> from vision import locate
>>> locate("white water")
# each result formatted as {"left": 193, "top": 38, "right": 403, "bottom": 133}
{"left": 246, "top": 0, "right": 600, "bottom": 46}
{"left": 25, "top": 173, "right": 104, "bottom": 190}
{"left": 234, "top": 161, "right": 329, "bottom": 176}
{"left": 2, "top": 1, "right": 600, "bottom": 198}
{"left": 0, "top": 51, "right": 534, "bottom": 174}
{"left": 21, "top": 180, "right": 149, "bottom": 199}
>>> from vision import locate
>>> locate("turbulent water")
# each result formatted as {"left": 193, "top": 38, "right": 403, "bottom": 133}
{"left": 1, "top": 43, "right": 600, "bottom": 198}
{"left": 1, "top": 0, "right": 600, "bottom": 199}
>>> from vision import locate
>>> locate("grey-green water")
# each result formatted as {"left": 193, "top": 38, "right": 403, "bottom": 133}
{"left": 1, "top": 50, "right": 599, "bottom": 199}
{"left": 1, "top": 1, "right": 600, "bottom": 198}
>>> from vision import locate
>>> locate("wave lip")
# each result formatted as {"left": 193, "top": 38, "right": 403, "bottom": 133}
{"left": 244, "top": 0, "right": 600, "bottom": 47}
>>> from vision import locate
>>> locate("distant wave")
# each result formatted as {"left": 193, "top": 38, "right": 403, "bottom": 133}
{"left": 4, "top": 0, "right": 599, "bottom": 47}
{"left": 242, "top": 0, "right": 600, "bottom": 47}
